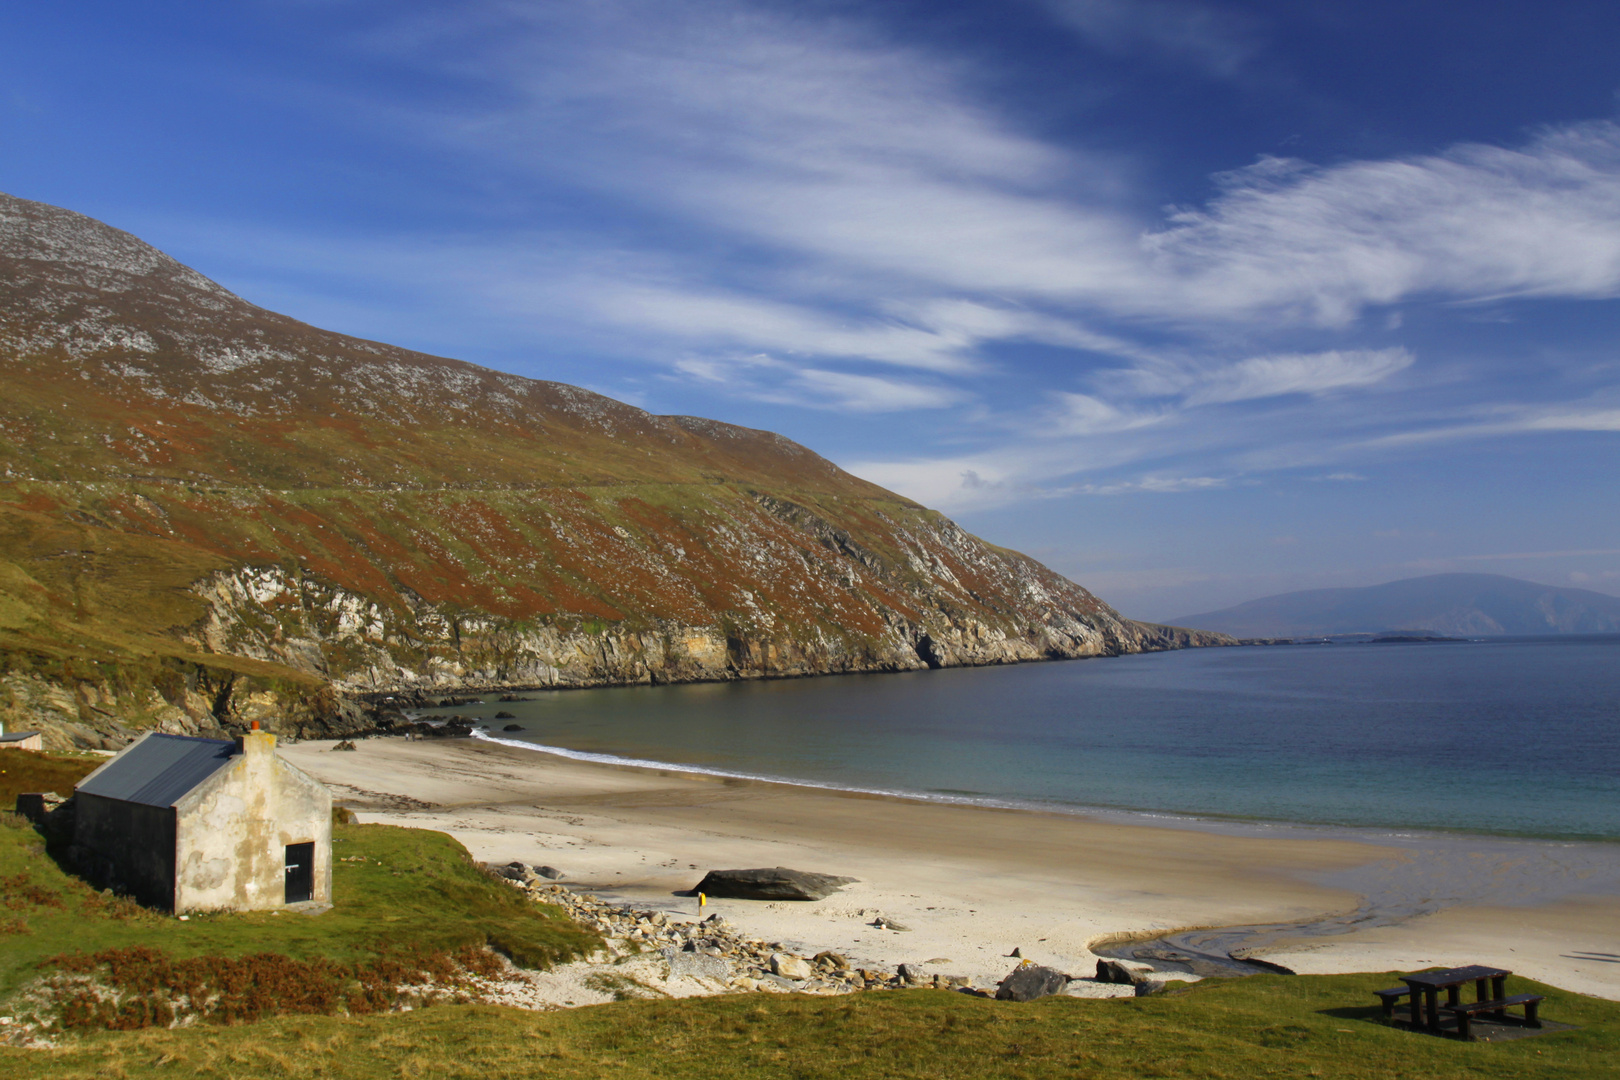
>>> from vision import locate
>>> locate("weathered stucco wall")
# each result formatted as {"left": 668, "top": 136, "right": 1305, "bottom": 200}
{"left": 74, "top": 793, "right": 176, "bottom": 909}
{"left": 173, "top": 730, "right": 331, "bottom": 912}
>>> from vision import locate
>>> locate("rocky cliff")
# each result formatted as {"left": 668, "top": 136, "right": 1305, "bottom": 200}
{"left": 0, "top": 192, "right": 1232, "bottom": 748}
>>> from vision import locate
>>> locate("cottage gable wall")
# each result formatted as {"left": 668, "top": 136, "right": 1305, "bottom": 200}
{"left": 173, "top": 731, "right": 331, "bottom": 912}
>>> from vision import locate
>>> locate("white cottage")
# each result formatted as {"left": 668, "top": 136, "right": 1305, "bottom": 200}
{"left": 72, "top": 722, "right": 332, "bottom": 912}
{"left": 0, "top": 721, "right": 44, "bottom": 751}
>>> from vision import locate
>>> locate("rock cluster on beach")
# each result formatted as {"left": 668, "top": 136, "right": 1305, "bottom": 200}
{"left": 491, "top": 864, "right": 1020, "bottom": 996}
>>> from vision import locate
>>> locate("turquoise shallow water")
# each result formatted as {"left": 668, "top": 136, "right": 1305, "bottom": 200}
{"left": 427, "top": 635, "right": 1620, "bottom": 841}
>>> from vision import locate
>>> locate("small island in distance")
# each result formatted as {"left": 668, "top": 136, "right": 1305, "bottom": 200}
{"left": 1170, "top": 572, "right": 1620, "bottom": 640}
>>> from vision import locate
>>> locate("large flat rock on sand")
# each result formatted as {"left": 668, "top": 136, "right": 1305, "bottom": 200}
{"left": 695, "top": 867, "right": 856, "bottom": 901}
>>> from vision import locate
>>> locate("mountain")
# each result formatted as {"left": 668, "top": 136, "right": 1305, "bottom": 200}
{"left": 0, "top": 192, "right": 1230, "bottom": 749}
{"left": 1171, "top": 573, "right": 1620, "bottom": 638}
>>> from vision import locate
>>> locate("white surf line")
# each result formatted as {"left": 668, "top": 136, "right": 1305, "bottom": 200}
{"left": 467, "top": 729, "right": 1120, "bottom": 816}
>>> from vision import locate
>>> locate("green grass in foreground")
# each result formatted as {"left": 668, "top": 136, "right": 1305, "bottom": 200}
{"left": 2, "top": 973, "right": 1614, "bottom": 1080}
{"left": 0, "top": 809, "right": 598, "bottom": 1007}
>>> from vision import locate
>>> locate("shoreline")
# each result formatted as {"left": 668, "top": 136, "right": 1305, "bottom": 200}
{"left": 462, "top": 729, "right": 1620, "bottom": 847}
{"left": 280, "top": 736, "right": 1620, "bottom": 1001}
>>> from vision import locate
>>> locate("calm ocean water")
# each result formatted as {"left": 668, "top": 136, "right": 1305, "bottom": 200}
{"left": 430, "top": 636, "right": 1620, "bottom": 841}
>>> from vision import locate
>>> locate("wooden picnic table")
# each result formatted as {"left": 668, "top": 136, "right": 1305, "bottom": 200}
{"left": 1401, "top": 965, "right": 1510, "bottom": 1031}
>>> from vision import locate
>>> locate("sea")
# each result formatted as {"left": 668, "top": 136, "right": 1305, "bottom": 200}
{"left": 427, "top": 634, "right": 1620, "bottom": 843}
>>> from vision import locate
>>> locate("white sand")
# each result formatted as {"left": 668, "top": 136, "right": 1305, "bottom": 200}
{"left": 281, "top": 737, "right": 1620, "bottom": 1000}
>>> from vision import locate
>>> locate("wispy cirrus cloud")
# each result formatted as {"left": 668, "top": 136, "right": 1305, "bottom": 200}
{"left": 1036, "top": 0, "right": 1265, "bottom": 77}
{"left": 1146, "top": 132, "right": 1620, "bottom": 323}
{"left": 673, "top": 353, "right": 965, "bottom": 412}
{"left": 350, "top": 5, "right": 1620, "bottom": 360}
{"left": 1360, "top": 400, "right": 1620, "bottom": 448}
{"left": 189, "top": 0, "right": 1620, "bottom": 509}
{"left": 1180, "top": 348, "right": 1416, "bottom": 406}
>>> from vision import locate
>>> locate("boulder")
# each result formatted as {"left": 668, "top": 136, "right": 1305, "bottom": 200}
{"left": 897, "top": 963, "right": 927, "bottom": 984}
{"left": 995, "top": 964, "right": 1070, "bottom": 1002}
{"left": 1134, "top": 979, "right": 1167, "bottom": 997}
{"left": 502, "top": 723, "right": 525, "bottom": 732}
{"left": 1096, "top": 959, "right": 1148, "bottom": 985}
{"left": 693, "top": 867, "right": 856, "bottom": 901}
{"left": 494, "top": 711, "right": 517, "bottom": 720}
{"left": 769, "top": 953, "right": 814, "bottom": 980}
{"left": 667, "top": 951, "right": 731, "bottom": 981}
{"left": 813, "top": 951, "right": 850, "bottom": 971}
{"left": 536, "top": 865, "right": 565, "bottom": 880}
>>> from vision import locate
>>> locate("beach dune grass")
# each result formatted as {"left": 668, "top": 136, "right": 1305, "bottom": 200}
{"left": 1, "top": 973, "right": 1614, "bottom": 1079}
{"left": 0, "top": 809, "right": 599, "bottom": 1008}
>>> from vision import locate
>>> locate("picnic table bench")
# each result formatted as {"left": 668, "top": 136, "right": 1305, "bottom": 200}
{"left": 1442, "top": 993, "right": 1543, "bottom": 1040}
{"left": 1373, "top": 965, "right": 1543, "bottom": 1038}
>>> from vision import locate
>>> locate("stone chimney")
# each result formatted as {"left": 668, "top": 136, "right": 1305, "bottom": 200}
{"left": 236, "top": 719, "right": 277, "bottom": 759}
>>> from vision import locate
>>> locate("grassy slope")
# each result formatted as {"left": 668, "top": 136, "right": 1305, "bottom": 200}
{"left": 0, "top": 808, "right": 597, "bottom": 1004}
{"left": 3, "top": 974, "right": 1615, "bottom": 1080}
{"left": 0, "top": 750, "right": 102, "bottom": 808}
{"left": 3, "top": 193, "right": 1167, "bottom": 743}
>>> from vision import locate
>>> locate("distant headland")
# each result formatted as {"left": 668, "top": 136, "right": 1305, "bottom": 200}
{"left": 1170, "top": 573, "right": 1620, "bottom": 639}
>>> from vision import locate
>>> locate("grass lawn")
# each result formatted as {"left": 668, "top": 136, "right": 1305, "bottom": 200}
{"left": 1, "top": 972, "right": 1614, "bottom": 1080}
{"left": 0, "top": 749, "right": 103, "bottom": 809}
{"left": 0, "top": 800, "right": 598, "bottom": 1009}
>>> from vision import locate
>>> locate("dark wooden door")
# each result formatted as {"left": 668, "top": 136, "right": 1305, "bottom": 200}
{"left": 284, "top": 842, "right": 314, "bottom": 904}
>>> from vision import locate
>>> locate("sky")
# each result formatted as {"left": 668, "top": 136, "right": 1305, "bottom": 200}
{"left": 4, "top": 0, "right": 1620, "bottom": 619}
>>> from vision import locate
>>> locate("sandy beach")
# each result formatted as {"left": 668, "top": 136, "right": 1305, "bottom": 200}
{"left": 280, "top": 737, "right": 1620, "bottom": 1000}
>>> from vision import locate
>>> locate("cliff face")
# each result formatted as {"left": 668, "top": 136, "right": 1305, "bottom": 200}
{"left": 0, "top": 192, "right": 1231, "bottom": 747}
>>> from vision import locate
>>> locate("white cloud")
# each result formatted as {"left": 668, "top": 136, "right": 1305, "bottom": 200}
{"left": 1450, "top": 548, "right": 1620, "bottom": 561}
{"left": 1148, "top": 129, "right": 1620, "bottom": 323}
{"left": 790, "top": 368, "right": 966, "bottom": 412}
{"left": 162, "top": 1, "right": 1620, "bottom": 507}
{"left": 1037, "top": 0, "right": 1263, "bottom": 77}
{"left": 590, "top": 284, "right": 989, "bottom": 373}
{"left": 1362, "top": 402, "right": 1620, "bottom": 448}
{"left": 1047, "top": 391, "right": 1165, "bottom": 434}
{"left": 1058, "top": 474, "right": 1230, "bottom": 496}
{"left": 1181, "top": 347, "right": 1415, "bottom": 405}
{"left": 340, "top": 5, "right": 1620, "bottom": 340}
{"left": 672, "top": 353, "right": 964, "bottom": 412}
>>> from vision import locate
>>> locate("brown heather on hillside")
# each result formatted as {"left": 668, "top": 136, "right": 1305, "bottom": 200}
{"left": 0, "top": 192, "right": 1231, "bottom": 748}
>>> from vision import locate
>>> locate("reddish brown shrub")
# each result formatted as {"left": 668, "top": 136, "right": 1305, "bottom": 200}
{"left": 0, "top": 873, "right": 65, "bottom": 910}
{"left": 43, "top": 944, "right": 504, "bottom": 1029}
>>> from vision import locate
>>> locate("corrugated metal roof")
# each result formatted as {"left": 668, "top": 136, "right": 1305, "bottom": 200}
{"left": 0, "top": 731, "right": 41, "bottom": 742}
{"left": 77, "top": 733, "right": 238, "bottom": 808}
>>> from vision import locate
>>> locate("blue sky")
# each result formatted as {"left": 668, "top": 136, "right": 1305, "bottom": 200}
{"left": 5, "top": 0, "right": 1620, "bottom": 619}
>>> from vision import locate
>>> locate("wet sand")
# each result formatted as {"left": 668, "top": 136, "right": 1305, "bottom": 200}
{"left": 280, "top": 736, "right": 1620, "bottom": 999}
